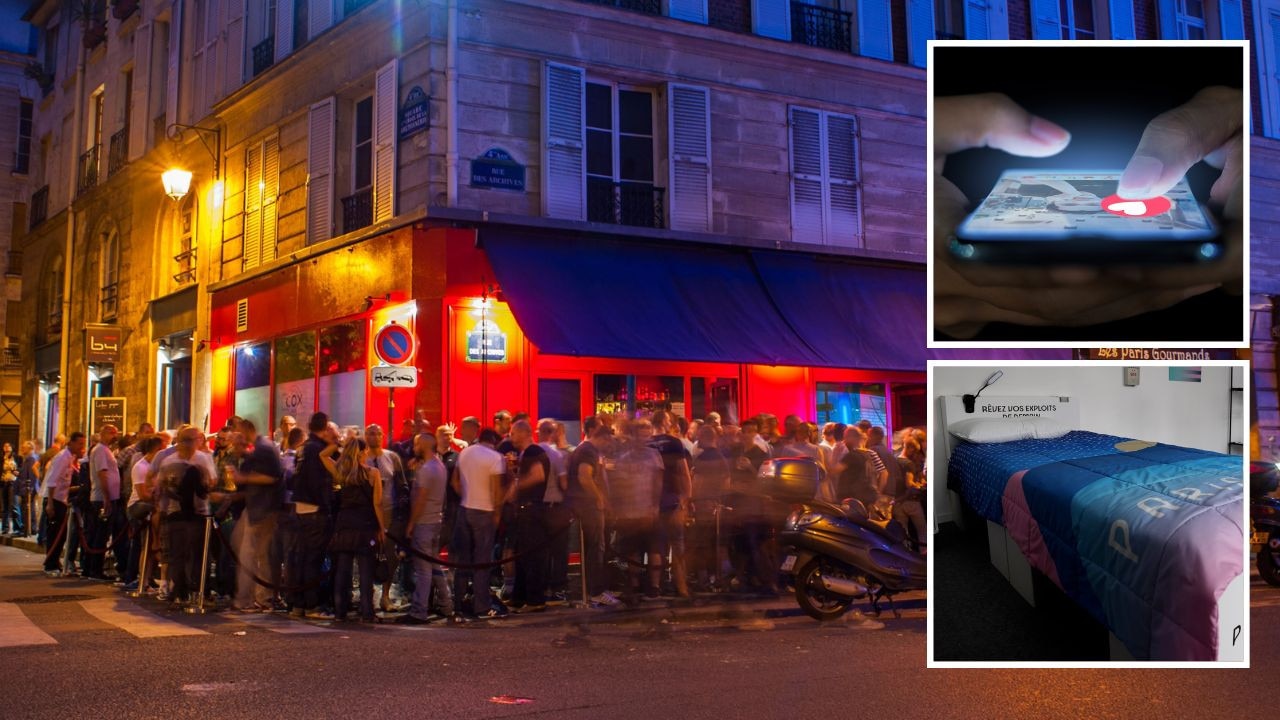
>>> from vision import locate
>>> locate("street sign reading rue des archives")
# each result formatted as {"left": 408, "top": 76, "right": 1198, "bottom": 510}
{"left": 470, "top": 147, "right": 526, "bottom": 192}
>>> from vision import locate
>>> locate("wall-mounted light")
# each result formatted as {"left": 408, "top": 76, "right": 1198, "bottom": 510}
{"left": 161, "top": 168, "right": 193, "bottom": 200}
{"left": 963, "top": 370, "right": 1004, "bottom": 413}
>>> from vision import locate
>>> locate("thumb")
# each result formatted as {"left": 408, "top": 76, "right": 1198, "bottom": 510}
{"left": 933, "top": 93, "right": 1071, "bottom": 164}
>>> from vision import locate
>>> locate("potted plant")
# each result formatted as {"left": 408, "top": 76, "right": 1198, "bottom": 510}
{"left": 23, "top": 61, "right": 54, "bottom": 91}
{"left": 69, "top": 0, "right": 108, "bottom": 49}
{"left": 111, "top": 0, "right": 139, "bottom": 20}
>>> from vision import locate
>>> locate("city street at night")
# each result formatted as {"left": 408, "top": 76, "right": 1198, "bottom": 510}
{"left": 2, "top": 542, "right": 1280, "bottom": 719}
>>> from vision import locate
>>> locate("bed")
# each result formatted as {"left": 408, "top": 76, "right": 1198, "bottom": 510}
{"left": 939, "top": 395, "right": 1245, "bottom": 662}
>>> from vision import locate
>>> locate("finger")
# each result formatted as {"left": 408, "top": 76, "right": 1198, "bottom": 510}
{"left": 1062, "top": 284, "right": 1221, "bottom": 327}
{"left": 933, "top": 93, "right": 1071, "bottom": 163}
{"left": 1117, "top": 86, "right": 1243, "bottom": 199}
{"left": 1206, "top": 134, "right": 1243, "bottom": 207}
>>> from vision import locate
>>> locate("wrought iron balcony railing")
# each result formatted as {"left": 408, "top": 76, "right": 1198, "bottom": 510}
{"left": 100, "top": 283, "right": 118, "bottom": 321}
{"left": 173, "top": 245, "right": 197, "bottom": 285}
{"left": 790, "top": 1, "right": 852, "bottom": 53}
{"left": 587, "top": 179, "right": 665, "bottom": 229}
{"left": 108, "top": 127, "right": 129, "bottom": 176}
{"left": 580, "top": 0, "right": 661, "bottom": 15}
{"left": 30, "top": 185, "right": 48, "bottom": 229}
{"left": 252, "top": 36, "right": 275, "bottom": 77}
{"left": 341, "top": 188, "right": 373, "bottom": 234}
{"left": 78, "top": 145, "right": 100, "bottom": 196}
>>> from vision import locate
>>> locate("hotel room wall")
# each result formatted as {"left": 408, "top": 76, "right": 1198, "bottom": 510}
{"left": 931, "top": 365, "right": 1234, "bottom": 528}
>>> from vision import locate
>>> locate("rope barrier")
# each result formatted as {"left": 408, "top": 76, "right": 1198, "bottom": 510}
{"left": 42, "top": 507, "right": 70, "bottom": 564}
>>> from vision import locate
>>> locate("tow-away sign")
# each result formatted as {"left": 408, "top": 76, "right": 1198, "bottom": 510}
{"left": 371, "top": 364, "right": 418, "bottom": 388}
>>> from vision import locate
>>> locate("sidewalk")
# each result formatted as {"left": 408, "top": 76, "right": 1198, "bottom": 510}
{"left": 0, "top": 531, "right": 925, "bottom": 629}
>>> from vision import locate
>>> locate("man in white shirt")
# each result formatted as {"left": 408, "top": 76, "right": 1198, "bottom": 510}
{"left": 85, "top": 425, "right": 122, "bottom": 580}
{"left": 122, "top": 436, "right": 163, "bottom": 589}
{"left": 449, "top": 426, "right": 505, "bottom": 619}
{"left": 156, "top": 427, "right": 217, "bottom": 605}
{"left": 43, "top": 433, "right": 86, "bottom": 574}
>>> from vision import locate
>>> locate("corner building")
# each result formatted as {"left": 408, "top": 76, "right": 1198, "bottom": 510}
{"left": 12, "top": 0, "right": 1279, "bottom": 446}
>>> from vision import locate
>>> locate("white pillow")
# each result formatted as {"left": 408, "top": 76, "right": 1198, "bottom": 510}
{"left": 949, "top": 417, "right": 1071, "bottom": 443}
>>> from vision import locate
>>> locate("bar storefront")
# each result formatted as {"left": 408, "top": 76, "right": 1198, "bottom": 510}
{"left": 206, "top": 223, "right": 930, "bottom": 441}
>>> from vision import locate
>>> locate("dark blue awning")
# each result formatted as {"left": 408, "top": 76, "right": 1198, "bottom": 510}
{"left": 481, "top": 230, "right": 1069, "bottom": 371}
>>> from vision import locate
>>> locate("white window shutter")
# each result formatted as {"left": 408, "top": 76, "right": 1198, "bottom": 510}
{"left": 825, "top": 113, "right": 861, "bottom": 248}
{"left": 751, "top": 0, "right": 790, "bottom": 41}
{"left": 129, "top": 22, "right": 152, "bottom": 160}
{"left": 224, "top": 0, "right": 246, "bottom": 93}
{"left": 542, "top": 62, "right": 585, "bottom": 221}
{"left": 275, "top": 0, "right": 294, "bottom": 62}
{"left": 964, "top": 0, "right": 989, "bottom": 39}
{"left": 857, "top": 0, "right": 893, "bottom": 61}
{"left": 204, "top": 0, "right": 222, "bottom": 112}
{"left": 167, "top": 0, "right": 183, "bottom": 126}
{"left": 1269, "top": 11, "right": 1280, "bottom": 137}
{"left": 262, "top": 136, "right": 280, "bottom": 262}
{"left": 1219, "top": 0, "right": 1244, "bottom": 39}
{"left": 373, "top": 59, "right": 398, "bottom": 223}
{"left": 905, "top": 0, "right": 933, "bottom": 68}
{"left": 1156, "top": 0, "right": 1178, "bottom": 39}
{"left": 667, "top": 83, "right": 711, "bottom": 233}
{"left": 667, "top": 0, "right": 707, "bottom": 23}
{"left": 244, "top": 142, "right": 263, "bottom": 270}
{"left": 789, "top": 106, "right": 825, "bottom": 244}
{"left": 1030, "top": 0, "right": 1060, "bottom": 39}
{"left": 1109, "top": 0, "right": 1135, "bottom": 39}
{"left": 309, "top": 0, "right": 333, "bottom": 41}
{"left": 307, "top": 97, "right": 336, "bottom": 245}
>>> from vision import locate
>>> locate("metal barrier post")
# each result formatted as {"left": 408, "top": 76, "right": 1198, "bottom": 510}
{"left": 186, "top": 516, "right": 213, "bottom": 615}
{"left": 579, "top": 523, "right": 588, "bottom": 606}
{"left": 129, "top": 524, "right": 151, "bottom": 599}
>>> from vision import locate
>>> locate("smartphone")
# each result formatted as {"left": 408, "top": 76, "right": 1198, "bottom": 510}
{"left": 950, "top": 170, "right": 1221, "bottom": 264}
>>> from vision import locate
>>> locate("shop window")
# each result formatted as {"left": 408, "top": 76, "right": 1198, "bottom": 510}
{"left": 234, "top": 342, "right": 271, "bottom": 432}
{"left": 160, "top": 357, "right": 192, "bottom": 430}
{"left": 815, "top": 382, "right": 886, "bottom": 427}
{"left": 317, "top": 322, "right": 366, "bottom": 429}
{"left": 274, "top": 331, "right": 316, "bottom": 430}
{"left": 538, "top": 378, "right": 582, "bottom": 445}
{"left": 592, "top": 374, "right": 684, "bottom": 417}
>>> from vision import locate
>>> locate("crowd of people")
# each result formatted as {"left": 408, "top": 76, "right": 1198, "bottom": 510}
{"left": 2, "top": 407, "right": 926, "bottom": 625}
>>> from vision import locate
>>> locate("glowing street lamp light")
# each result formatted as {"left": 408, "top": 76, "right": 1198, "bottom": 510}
{"left": 161, "top": 168, "right": 193, "bottom": 201}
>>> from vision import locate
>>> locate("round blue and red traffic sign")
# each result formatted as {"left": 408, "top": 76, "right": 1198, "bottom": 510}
{"left": 374, "top": 323, "right": 416, "bottom": 366}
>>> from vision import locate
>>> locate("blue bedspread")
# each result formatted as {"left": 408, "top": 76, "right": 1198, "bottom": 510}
{"left": 948, "top": 430, "right": 1244, "bottom": 660}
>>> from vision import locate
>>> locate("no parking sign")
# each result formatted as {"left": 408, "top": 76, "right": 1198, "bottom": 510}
{"left": 374, "top": 322, "right": 416, "bottom": 366}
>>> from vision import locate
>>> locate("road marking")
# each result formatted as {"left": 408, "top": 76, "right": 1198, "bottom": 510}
{"left": 0, "top": 603, "right": 57, "bottom": 648}
{"left": 78, "top": 598, "right": 209, "bottom": 638}
{"left": 234, "top": 613, "right": 336, "bottom": 634}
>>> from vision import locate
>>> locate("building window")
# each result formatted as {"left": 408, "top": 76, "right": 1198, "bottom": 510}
{"left": 158, "top": 336, "right": 193, "bottom": 429}
{"left": 935, "top": 0, "right": 965, "bottom": 38}
{"left": 1264, "top": 4, "right": 1280, "bottom": 138}
{"left": 789, "top": 106, "right": 862, "bottom": 247}
{"left": 173, "top": 196, "right": 196, "bottom": 286}
{"left": 341, "top": 96, "right": 374, "bottom": 234}
{"left": 15, "top": 99, "right": 31, "bottom": 175}
{"left": 1058, "top": 0, "right": 1096, "bottom": 39}
{"left": 317, "top": 322, "right": 367, "bottom": 429}
{"left": 100, "top": 229, "right": 119, "bottom": 321}
{"left": 44, "top": 259, "right": 63, "bottom": 339}
{"left": 1175, "top": 0, "right": 1208, "bottom": 39}
{"left": 233, "top": 342, "right": 272, "bottom": 434}
{"left": 586, "top": 82, "right": 663, "bottom": 229}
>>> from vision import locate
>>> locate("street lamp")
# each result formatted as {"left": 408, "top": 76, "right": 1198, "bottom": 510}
{"left": 161, "top": 123, "right": 221, "bottom": 200}
{"left": 161, "top": 168, "right": 193, "bottom": 200}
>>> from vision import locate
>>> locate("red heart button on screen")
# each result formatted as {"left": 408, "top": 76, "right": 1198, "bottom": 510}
{"left": 1100, "top": 194, "right": 1172, "bottom": 218}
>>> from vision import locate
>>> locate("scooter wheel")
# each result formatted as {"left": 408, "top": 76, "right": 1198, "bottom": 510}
{"left": 794, "top": 558, "right": 853, "bottom": 622}
{"left": 1259, "top": 547, "right": 1280, "bottom": 587}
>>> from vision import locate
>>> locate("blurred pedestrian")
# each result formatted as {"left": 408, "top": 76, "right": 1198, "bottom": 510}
{"left": 507, "top": 420, "right": 550, "bottom": 612}
{"left": 43, "top": 433, "right": 85, "bottom": 574}
{"left": 287, "top": 412, "right": 337, "bottom": 619}
{"left": 231, "top": 420, "right": 284, "bottom": 613}
{"left": 324, "top": 439, "right": 385, "bottom": 623}
{"left": 536, "top": 419, "right": 570, "bottom": 604}
{"left": 450, "top": 426, "right": 505, "bottom": 619}
{"left": 400, "top": 432, "right": 454, "bottom": 624}
{"left": 608, "top": 419, "right": 662, "bottom": 605}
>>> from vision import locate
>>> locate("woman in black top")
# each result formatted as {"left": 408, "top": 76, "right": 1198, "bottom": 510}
{"left": 323, "top": 439, "right": 386, "bottom": 622}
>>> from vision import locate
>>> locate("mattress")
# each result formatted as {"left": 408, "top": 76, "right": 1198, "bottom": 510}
{"left": 948, "top": 430, "right": 1244, "bottom": 660}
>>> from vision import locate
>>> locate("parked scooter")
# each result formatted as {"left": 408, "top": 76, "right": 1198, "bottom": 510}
{"left": 766, "top": 457, "right": 926, "bottom": 621}
{"left": 1251, "top": 460, "right": 1280, "bottom": 587}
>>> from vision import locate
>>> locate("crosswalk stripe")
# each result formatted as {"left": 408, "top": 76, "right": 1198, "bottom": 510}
{"left": 79, "top": 598, "right": 209, "bottom": 638}
{"left": 0, "top": 603, "right": 57, "bottom": 648}
{"left": 234, "top": 613, "right": 335, "bottom": 634}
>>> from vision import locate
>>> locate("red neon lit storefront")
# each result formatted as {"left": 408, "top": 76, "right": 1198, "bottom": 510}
{"left": 207, "top": 225, "right": 927, "bottom": 440}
